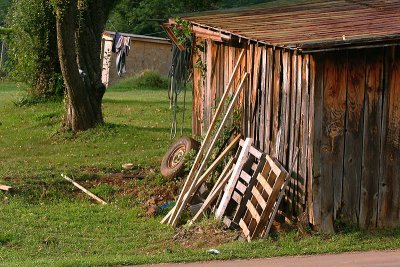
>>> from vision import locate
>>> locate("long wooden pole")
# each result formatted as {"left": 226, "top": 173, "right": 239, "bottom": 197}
{"left": 190, "top": 162, "right": 234, "bottom": 225}
{"left": 61, "top": 174, "right": 107, "bottom": 205}
{"left": 170, "top": 73, "right": 249, "bottom": 226}
{"left": 162, "top": 135, "right": 240, "bottom": 225}
{"left": 163, "top": 49, "right": 246, "bottom": 224}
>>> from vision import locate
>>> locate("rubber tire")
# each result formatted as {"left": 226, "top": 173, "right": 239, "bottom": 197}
{"left": 160, "top": 136, "right": 200, "bottom": 180}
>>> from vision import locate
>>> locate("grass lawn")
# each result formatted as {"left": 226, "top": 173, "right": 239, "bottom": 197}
{"left": 1, "top": 78, "right": 400, "bottom": 267}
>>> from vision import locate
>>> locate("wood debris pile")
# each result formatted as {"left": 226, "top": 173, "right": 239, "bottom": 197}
{"left": 161, "top": 49, "right": 298, "bottom": 241}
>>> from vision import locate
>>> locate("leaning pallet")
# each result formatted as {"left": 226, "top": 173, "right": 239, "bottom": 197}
{"left": 228, "top": 151, "right": 266, "bottom": 228}
{"left": 217, "top": 141, "right": 267, "bottom": 228}
{"left": 239, "top": 149, "right": 299, "bottom": 241}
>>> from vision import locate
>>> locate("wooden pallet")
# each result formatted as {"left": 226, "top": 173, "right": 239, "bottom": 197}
{"left": 239, "top": 155, "right": 289, "bottom": 241}
{"left": 216, "top": 139, "right": 266, "bottom": 228}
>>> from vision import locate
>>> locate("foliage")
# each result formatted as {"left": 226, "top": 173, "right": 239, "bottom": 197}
{"left": 0, "top": 26, "right": 12, "bottom": 39}
{"left": 107, "top": 0, "right": 221, "bottom": 36}
{"left": 133, "top": 70, "right": 169, "bottom": 88}
{"left": 107, "top": 0, "right": 273, "bottom": 37}
{"left": 6, "top": 0, "right": 63, "bottom": 98}
{"left": 0, "top": 0, "right": 11, "bottom": 27}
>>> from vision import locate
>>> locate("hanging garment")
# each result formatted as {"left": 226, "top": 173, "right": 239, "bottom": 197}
{"left": 111, "top": 32, "right": 121, "bottom": 53}
{"left": 113, "top": 33, "right": 131, "bottom": 77}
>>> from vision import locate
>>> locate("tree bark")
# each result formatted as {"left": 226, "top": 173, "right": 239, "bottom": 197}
{"left": 55, "top": 0, "right": 107, "bottom": 131}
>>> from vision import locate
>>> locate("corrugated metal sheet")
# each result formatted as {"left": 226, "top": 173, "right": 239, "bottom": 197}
{"left": 182, "top": 0, "right": 400, "bottom": 49}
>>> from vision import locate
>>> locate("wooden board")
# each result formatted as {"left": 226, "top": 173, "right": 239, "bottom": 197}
{"left": 298, "top": 54, "right": 310, "bottom": 209}
{"left": 286, "top": 52, "right": 298, "bottom": 219}
{"left": 280, "top": 51, "right": 291, "bottom": 166}
{"left": 192, "top": 38, "right": 202, "bottom": 137}
{"left": 271, "top": 49, "right": 282, "bottom": 158}
{"left": 307, "top": 55, "right": 316, "bottom": 224}
{"left": 311, "top": 54, "right": 323, "bottom": 228}
{"left": 252, "top": 45, "right": 262, "bottom": 145}
{"left": 320, "top": 51, "right": 347, "bottom": 233}
{"left": 264, "top": 48, "right": 274, "bottom": 154}
{"left": 378, "top": 47, "right": 400, "bottom": 227}
{"left": 259, "top": 47, "right": 267, "bottom": 151}
{"left": 342, "top": 49, "right": 366, "bottom": 224}
{"left": 359, "top": 48, "right": 384, "bottom": 229}
{"left": 216, "top": 138, "right": 252, "bottom": 219}
{"left": 293, "top": 54, "right": 302, "bottom": 216}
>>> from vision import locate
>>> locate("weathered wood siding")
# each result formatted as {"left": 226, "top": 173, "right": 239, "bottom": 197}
{"left": 193, "top": 40, "right": 313, "bottom": 219}
{"left": 193, "top": 40, "right": 400, "bottom": 231}
{"left": 312, "top": 46, "right": 400, "bottom": 231}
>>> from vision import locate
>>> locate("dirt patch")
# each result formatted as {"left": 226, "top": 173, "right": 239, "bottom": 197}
{"left": 73, "top": 168, "right": 182, "bottom": 209}
{"left": 173, "top": 222, "right": 239, "bottom": 249}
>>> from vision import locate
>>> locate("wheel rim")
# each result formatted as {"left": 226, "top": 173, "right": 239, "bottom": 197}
{"left": 168, "top": 144, "right": 186, "bottom": 168}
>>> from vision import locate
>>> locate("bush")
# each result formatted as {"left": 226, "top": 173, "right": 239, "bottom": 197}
{"left": 6, "top": 0, "right": 63, "bottom": 98}
{"left": 134, "top": 70, "right": 168, "bottom": 88}
{"left": 108, "top": 70, "right": 169, "bottom": 91}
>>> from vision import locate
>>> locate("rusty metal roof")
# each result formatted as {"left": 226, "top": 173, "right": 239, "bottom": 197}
{"left": 182, "top": 0, "right": 400, "bottom": 50}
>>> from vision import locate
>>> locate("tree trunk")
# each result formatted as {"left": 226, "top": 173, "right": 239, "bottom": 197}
{"left": 55, "top": 0, "right": 107, "bottom": 131}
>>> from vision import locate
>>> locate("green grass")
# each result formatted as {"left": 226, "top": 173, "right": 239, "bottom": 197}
{"left": 0, "top": 78, "right": 191, "bottom": 180}
{"left": 1, "top": 79, "right": 400, "bottom": 266}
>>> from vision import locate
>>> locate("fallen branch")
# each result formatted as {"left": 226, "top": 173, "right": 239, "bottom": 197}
{"left": 0, "top": 184, "right": 11, "bottom": 191}
{"left": 61, "top": 174, "right": 107, "bottom": 205}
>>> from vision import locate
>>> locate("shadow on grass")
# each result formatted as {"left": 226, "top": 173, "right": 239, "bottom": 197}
{"left": 51, "top": 122, "right": 190, "bottom": 141}
{"left": 102, "top": 98, "right": 170, "bottom": 105}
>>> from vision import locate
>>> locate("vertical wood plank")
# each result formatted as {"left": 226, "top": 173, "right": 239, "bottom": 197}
{"left": 271, "top": 49, "right": 282, "bottom": 158}
{"left": 259, "top": 47, "right": 267, "bottom": 151}
{"left": 200, "top": 40, "right": 207, "bottom": 135}
{"left": 320, "top": 51, "right": 347, "bottom": 233}
{"left": 286, "top": 52, "right": 298, "bottom": 218}
{"left": 378, "top": 47, "right": 400, "bottom": 227}
{"left": 280, "top": 51, "right": 291, "bottom": 167}
{"left": 312, "top": 54, "right": 324, "bottom": 229}
{"left": 265, "top": 48, "right": 274, "bottom": 154}
{"left": 211, "top": 44, "right": 219, "bottom": 119}
{"left": 360, "top": 48, "right": 384, "bottom": 229}
{"left": 308, "top": 55, "right": 316, "bottom": 223}
{"left": 299, "top": 55, "right": 310, "bottom": 209}
{"left": 245, "top": 44, "right": 253, "bottom": 138}
{"left": 342, "top": 49, "right": 366, "bottom": 224}
{"left": 224, "top": 45, "right": 230, "bottom": 95}
{"left": 252, "top": 45, "right": 262, "bottom": 146}
{"left": 192, "top": 38, "right": 201, "bottom": 137}
{"left": 204, "top": 39, "right": 213, "bottom": 131}
{"left": 219, "top": 44, "right": 225, "bottom": 101}
{"left": 239, "top": 46, "right": 247, "bottom": 137}
{"left": 294, "top": 54, "right": 302, "bottom": 216}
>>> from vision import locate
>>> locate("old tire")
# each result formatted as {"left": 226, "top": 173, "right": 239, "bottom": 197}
{"left": 160, "top": 136, "right": 200, "bottom": 180}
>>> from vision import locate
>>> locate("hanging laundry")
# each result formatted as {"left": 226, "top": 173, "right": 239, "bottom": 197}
{"left": 112, "top": 32, "right": 131, "bottom": 77}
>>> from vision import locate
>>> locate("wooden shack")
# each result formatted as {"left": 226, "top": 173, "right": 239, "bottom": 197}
{"left": 165, "top": 0, "right": 400, "bottom": 233}
{"left": 101, "top": 31, "right": 172, "bottom": 87}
